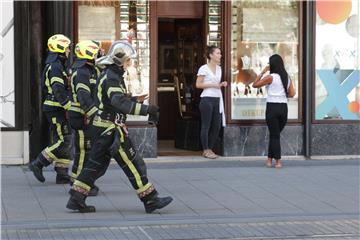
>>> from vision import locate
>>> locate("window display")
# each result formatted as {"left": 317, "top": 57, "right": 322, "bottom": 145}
{"left": 230, "top": 0, "right": 299, "bottom": 120}
{"left": 0, "top": 1, "right": 15, "bottom": 127}
{"left": 78, "top": 5, "right": 116, "bottom": 42}
{"left": 208, "top": 0, "right": 222, "bottom": 46}
{"left": 78, "top": 0, "right": 150, "bottom": 121}
{"left": 315, "top": 0, "right": 359, "bottom": 120}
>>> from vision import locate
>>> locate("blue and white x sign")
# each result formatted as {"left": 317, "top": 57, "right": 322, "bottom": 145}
{"left": 316, "top": 70, "right": 359, "bottom": 120}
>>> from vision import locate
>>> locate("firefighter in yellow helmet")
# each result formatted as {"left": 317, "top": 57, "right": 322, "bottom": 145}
{"left": 29, "top": 34, "right": 73, "bottom": 184}
{"left": 68, "top": 40, "right": 101, "bottom": 196}
{"left": 66, "top": 41, "right": 172, "bottom": 213}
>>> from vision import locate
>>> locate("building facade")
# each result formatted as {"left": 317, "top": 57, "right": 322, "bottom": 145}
{"left": 1, "top": 0, "right": 359, "bottom": 163}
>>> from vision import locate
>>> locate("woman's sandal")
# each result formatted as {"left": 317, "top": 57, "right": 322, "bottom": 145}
{"left": 202, "top": 150, "right": 208, "bottom": 157}
{"left": 209, "top": 150, "right": 219, "bottom": 159}
{"left": 275, "top": 160, "right": 282, "bottom": 169}
{"left": 203, "top": 150, "right": 218, "bottom": 159}
{"left": 266, "top": 159, "right": 272, "bottom": 168}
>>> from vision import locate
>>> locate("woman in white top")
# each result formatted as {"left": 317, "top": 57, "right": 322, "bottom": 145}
{"left": 252, "top": 54, "right": 295, "bottom": 168}
{"left": 196, "top": 46, "right": 227, "bottom": 159}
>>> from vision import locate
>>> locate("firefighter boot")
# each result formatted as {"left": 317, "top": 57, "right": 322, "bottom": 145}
{"left": 88, "top": 185, "right": 100, "bottom": 197}
{"left": 28, "top": 154, "right": 49, "bottom": 183}
{"left": 66, "top": 189, "right": 96, "bottom": 213}
{"left": 142, "top": 191, "right": 173, "bottom": 214}
{"left": 55, "top": 167, "right": 71, "bottom": 184}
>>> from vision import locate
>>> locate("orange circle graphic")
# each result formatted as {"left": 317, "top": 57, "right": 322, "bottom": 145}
{"left": 348, "top": 101, "right": 360, "bottom": 113}
{"left": 316, "top": 0, "right": 352, "bottom": 24}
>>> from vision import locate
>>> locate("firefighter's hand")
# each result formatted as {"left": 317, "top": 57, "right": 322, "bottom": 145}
{"left": 83, "top": 115, "right": 90, "bottom": 126}
{"left": 137, "top": 94, "right": 149, "bottom": 103}
{"left": 147, "top": 105, "right": 159, "bottom": 125}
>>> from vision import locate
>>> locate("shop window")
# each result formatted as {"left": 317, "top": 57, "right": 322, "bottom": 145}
{"left": 78, "top": 0, "right": 150, "bottom": 122}
{"left": 207, "top": 0, "right": 222, "bottom": 46}
{"left": 230, "top": 0, "right": 300, "bottom": 120}
{"left": 315, "top": 0, "right": 359, "bottom": 121}
{"left": 1, "top": 2, "right": 15, "bottom": 128}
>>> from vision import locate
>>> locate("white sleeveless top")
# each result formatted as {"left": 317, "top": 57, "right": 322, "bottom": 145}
{"left": 266, "top": 73, "right": 290, "bottom": 103}
{"left": 197, "top": 64, "right": 222, "bottom": 98}
{"left": 197, "top": 64, "right": 226, "bottom": 126}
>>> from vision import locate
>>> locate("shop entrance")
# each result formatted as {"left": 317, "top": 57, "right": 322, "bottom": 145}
{"left": 157, "top": 18, "right": 203, "bottom": 156}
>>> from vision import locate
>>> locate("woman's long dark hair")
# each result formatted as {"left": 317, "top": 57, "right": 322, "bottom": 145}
{"left": 269, "top": 54, "right": 289, "bottom": 96}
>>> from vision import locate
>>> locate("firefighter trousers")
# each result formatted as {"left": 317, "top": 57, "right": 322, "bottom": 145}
{"left": 71, "top": 128, "right": 91, "bottom": 180}
{"left": 40, "top": 110, "right": 72, "bottom": 168}
{"left": 73, "top": 124, "right": 153, "bottom": 196}
{"left": 70, "top": 127, "right": 108, "bottom": 183}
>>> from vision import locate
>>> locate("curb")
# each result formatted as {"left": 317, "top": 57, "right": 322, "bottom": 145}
{"left": 143, "top": 155, "right": 360, "bottom": 164}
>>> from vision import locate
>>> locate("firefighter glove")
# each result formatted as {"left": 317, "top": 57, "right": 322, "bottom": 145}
{"left": 147, "top": 105, "right": 159, "bottom": 125}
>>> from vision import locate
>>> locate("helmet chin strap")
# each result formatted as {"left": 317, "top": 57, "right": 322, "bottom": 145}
{"left": 110, "top": 62, "right": 124, "bottom": 70}
{"left": 58, "top": 53, "right": 68, "bottom": 64}
{"left": 86, "top": 59, "right": 95, "bottom": 65}
{"left": 113, "top": 55, "right": 124, "bottom": 67}
{"left": 113, "top": 62, "right": 123, "bottom": 68}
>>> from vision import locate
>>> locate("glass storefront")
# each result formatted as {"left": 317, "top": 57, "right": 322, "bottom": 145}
{"left": 230, "top": 0, "right": 300, "bottom": 120}
{"left": 0, "top": 1, "right": 15, "bottom": 128}
{"left": 7, "top": 1, "right": 359, "bottom": 158}
{"left": 315, "top": 0, "right": 360, "bottom": 120}
{"left": 75, "top": 0, "right": 360, "bottom": 124}
{"left": 207, "top": 0, "right": 222, "bottom": 46}
{"left": 78, "top": 0, "right": 150, "bottom": 121}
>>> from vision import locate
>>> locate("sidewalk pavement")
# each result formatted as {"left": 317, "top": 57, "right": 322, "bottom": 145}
{"left": 1, "top": 157, "right": 360, "bottom": 240}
